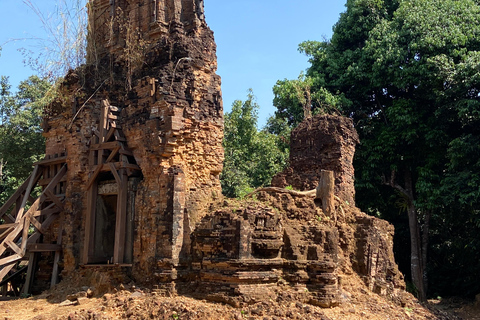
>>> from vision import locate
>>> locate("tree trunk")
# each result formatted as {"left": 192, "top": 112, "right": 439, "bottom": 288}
{"left": 403, "top": 170, "right": 427, "bottom": 302}
{"left": 421, "top": 209, "right": 431, "bottom": 297}
{"left": 384, "top": 169, "right": 427, "bottom": 302}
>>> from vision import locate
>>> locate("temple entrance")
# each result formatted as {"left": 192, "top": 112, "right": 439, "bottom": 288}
{"left": 92, "top": 192, "right": 117, "bottom": 264}
{"left": 82, "top": 100, "right": 141, "bottom": 266}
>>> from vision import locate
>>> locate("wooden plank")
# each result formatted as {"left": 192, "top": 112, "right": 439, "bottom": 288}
{"left": 114, "top": 129, "right": 126, "bottom": 140}
{"left": 100, "top": 100, "right": 109, "bottom": 143}
{"left": 118, "top": 148, "right": 133, "bottom": 156}
{"left": 82, "top": 182, "right": 97, "bottom": 265}
{"left": 20, "top": 213, "right": 31, "bottom": 252}
{"left": 37, "top": 213, "right": 59, "bottom": 236}
{"left": 92, "top": 128, "right": 102, "bottom": 138}
{"left": 33, "top": 203, "right": 59, "bottom": 217}
{"left": 22, "top": 253, "right": 35, "bottom": 295}
{"left": 37, "top": 175, "right": 67, "bottom": 187}
{"left": 113, "top": 169, "right": 128, "bottom": 264}
{"left": 105, "top": 127, "right": 116, "bottom": 142}
{"left": 109, "top": 163, "right": 122, "bottom": 185}
{"left": 0, "top": 262, "right": 16, "bottom": 283}
{"left": 2, "top": 213, "right": 14, "bottom": 224}
{"left": 44, "top": 189, "right": 64, "bottom": 211}
{"left": 0, "top": 265, "right": 27, "bottom": 287}
{"left": 0, "top": 224, "right": 18, "bottom": 230}
{"left": 33, "top": 156, "right": 67, "bottom": 166}
{"left": 0, "top": 226, "right": 14, "bottom": 241}
{"left": 89, "top": 141, "right": 121, "bottom": 151}
{"left": 26, "top": 232, "right": 41, "bottom": 245}
{"left": 105, "top": 146, "right": 120, "bottom": 163}
{"left": 86, "top": 164, "right": 103, "bottom": 190}
{"left": 0, "top": 175, "right": 30, "bottom": 218}
{"left": 16, "top": 166, "right": 41, "bottom": 223}
{"left": 121, "top": 163, "right": 141, "bottom": 171}
{"left": 0, "top": 254, "right": 22, "bottom": 266}
{"left": 4, "top": 240, "right": 22, "bottom": 255}
{"left": 51, "top": 220, "right": 63, "bottom": 288}
{"left": 0, "top": 222, "right": 23, "bottom": 257}
{"left": 29, "top": 216, "right": 44, "bottom": 234}
{"left": 27, "top": 243, "right": 62, "bottom": 252}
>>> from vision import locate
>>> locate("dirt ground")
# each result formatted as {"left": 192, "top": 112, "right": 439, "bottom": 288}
{"left": 1, "top": 277, "right": 477, "bottom": 320}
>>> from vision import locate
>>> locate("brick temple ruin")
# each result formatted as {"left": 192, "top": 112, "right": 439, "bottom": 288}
{"left": 0, "top": 0, "right": 405, "bottom": 308}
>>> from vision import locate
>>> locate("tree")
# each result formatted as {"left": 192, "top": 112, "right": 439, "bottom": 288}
{"left": 20, "top": 0, "right": 88, "bottom": 81}
{"left": 272, "top": 0, "right": 480, "bottom": 301}
{"left": 0, "top": 76, "right": 51, "bottom": 203}
{"left": 221, "top": 90, "right": 289, "bottom": 198}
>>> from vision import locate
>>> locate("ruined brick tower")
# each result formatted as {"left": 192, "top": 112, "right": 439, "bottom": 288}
{"left": 41, "top": 0, "right": 223, "bottom": 282}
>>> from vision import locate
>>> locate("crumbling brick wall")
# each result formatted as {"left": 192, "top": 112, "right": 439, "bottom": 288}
{"left": 272, "top": 114, "right": 359, "bottom": 206}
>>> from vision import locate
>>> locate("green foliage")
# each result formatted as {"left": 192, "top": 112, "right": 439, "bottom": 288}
{"left": 0, "top": 76, "right": 50, "bottom": 203}
{"left": 221, "top": 90, "right": 289, "bottom": 198}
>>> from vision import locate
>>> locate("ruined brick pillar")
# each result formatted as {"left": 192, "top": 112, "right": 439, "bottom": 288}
{"left": 43, "top": 0, "right": 223, "bottom": 283}
{"left": 272, "top": 115, "right": 359, "bottom": 205}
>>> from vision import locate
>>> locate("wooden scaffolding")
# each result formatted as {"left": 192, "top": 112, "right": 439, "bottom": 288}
{"left": 82, "top": 100, "right": 140, "bottom": 265}
{"left": 0, "top": 155, "right": 67, "bottom": 296}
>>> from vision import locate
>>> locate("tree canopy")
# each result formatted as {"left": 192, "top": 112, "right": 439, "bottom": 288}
{"left": 221, "top": 91, "right": 289, "bottom": 198}
{"left": 0, "top": 76, "right": 50, "bottom": 204}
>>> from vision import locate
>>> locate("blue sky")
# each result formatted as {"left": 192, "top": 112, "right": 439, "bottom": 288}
{"left": 0, "top": 0, "right": 346, "bottom": 126}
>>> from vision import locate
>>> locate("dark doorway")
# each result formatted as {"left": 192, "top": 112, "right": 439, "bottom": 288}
{"left": 91, "top": 194, "right": 117, "bottom": 264}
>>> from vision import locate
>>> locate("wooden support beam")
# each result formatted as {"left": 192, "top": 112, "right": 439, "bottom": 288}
{"left": 44, "top": 189, "right": 64, "bottom": 211}
{"left": 26, "top": 232, "right": 41, "bottom": 245}
{"left": 100, "top": 100, "right": 109, "bottom": 143}
{"left": 0, "top": 223, "right": 23, "bottom": 257}
{"left": 118, "top": 148, "right": 133, "bottom": 156}
{"left": 33, "top": 156, "right": 67, "bottom": 166}
{"left": 33, "top": 204, "right": 60, "bottom": 217}
{"left": 113, "top": 169, "right": 128, "bottom": 264}
{"left": 109, "top": 163, "right": 121, "bottom": 185}
{"left": 0, "top": 265, "right": 27, "bottom": 287}
{"left": 82, "top": 182, "right": 97, "bottom": 265}
{"left": 86, "top": 164, "right": 104, "bottom": 190}
{"left": 16, "top": 166, "right": 41, "bottom": 223}
{"left": 105, "top": 127, "right": 116, "bottom": 142}
{"left": 0, "top": 223, "right": 18, "bottom": 230}
{"left": 105, "top": 146, "right": 120, "bottom": 163}
{"left": 2, "top": 213, "right": 14, "bottom": 224}
{"left": 27, "top": 243, "right": 62, "bottom": 252}
{"left": 0, "top": 262, "right": 16, "bottom": 282}
{"left": 51, "top": 220, "right": 63, "bottom": 288}
{"left": 38, "top": 175, "right": 67, "bottom": 187}
{"left": 0, "top": 254, "right": 22, "bottom": 266}
{"left": 20, "top": 213, "right": 31, "bottom": 252}
{"left": 29, "top": 216, "right": 44, "bottom": 234}
{"left": 0, "top": 225, "right": 16, "bottom": 241}
{"left": 4, "top": 240, "right": 22, "bottom": 256}
{"left": 0, "top": 174, "right": 30, "bottom": 219}
{"left": 38, "top": 213, "right": 59, "bottom": 236}
{"left": 22, "top": 253, "right": 35, "bottom": 295}
{"left": 90, "top": 141, "right": 122, "bottom": 151}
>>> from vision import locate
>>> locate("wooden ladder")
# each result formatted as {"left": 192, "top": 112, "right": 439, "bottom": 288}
{"left": 0, "top": 155, "right": 67, "bottom": 296}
